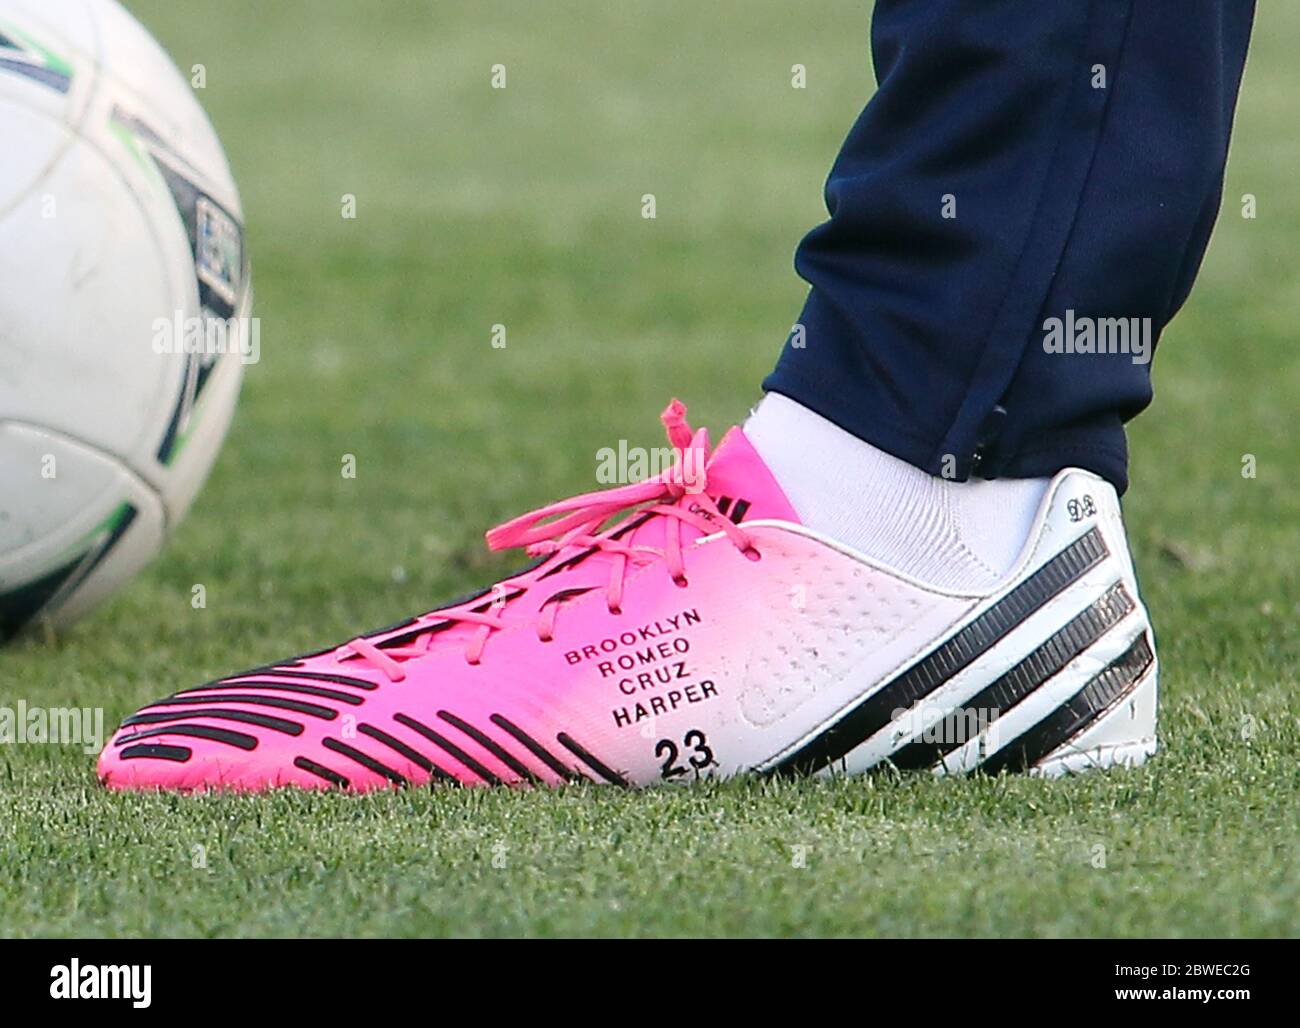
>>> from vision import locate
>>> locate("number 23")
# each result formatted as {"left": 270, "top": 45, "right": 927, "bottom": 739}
{"left": 656, "top": 729, "right": 715, "bottom": 778}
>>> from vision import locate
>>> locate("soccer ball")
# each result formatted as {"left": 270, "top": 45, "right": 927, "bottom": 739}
{"left": 0, "top": 0, "right": 249, "bottom": 640}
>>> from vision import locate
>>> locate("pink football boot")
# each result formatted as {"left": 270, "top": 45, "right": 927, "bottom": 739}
{"left": 99, "top": 400, "right": 1158, "bottom": 791}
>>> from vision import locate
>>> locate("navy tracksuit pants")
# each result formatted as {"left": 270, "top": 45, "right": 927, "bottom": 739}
{"left": 763, "top": 0, "right": 1256, "bottom": 493}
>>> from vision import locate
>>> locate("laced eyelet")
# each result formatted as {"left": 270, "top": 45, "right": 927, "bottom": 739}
{"left": 743, "top": 546, "right": 762, "bottom": 562}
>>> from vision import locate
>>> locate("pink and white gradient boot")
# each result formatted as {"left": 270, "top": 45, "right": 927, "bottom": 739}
{"left": 99, "top": 400, "right": 1158, "bottom": 792}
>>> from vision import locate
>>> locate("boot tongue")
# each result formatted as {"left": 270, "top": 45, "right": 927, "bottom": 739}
{"left": 616, "top": 424, "right": 800, "bottom": 553}
{"left": 698, "top": 425, "right": 801, "bottom": 526}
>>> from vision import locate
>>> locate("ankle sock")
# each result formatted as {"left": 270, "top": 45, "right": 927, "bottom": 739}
{"left": 744, "top": 393, "right": 1050, "bottom": 592}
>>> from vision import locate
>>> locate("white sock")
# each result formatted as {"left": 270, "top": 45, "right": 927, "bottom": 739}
{"left": 745, "top": 393, "right": 1050, "bottom": 593}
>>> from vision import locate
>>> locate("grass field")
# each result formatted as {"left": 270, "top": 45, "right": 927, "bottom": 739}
{"left": 2, "top": 0, "right": 1297, "bottom": 937}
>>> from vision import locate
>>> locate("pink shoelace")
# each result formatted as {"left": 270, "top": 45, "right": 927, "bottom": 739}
{"left": 335, "top": 401, "right": 761, "bottom": 678}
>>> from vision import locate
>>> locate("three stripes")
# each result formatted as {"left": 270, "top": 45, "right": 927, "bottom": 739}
{"left": 766, "top": 526, "right": 1153, "bottom": 777}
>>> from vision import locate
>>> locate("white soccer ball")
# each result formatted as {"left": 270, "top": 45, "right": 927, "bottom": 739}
{"left": 0, "top": 0, "right": 249, "bottom": 640}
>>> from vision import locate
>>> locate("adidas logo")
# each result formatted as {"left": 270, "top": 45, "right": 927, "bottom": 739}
{"left": 714, "top": 496, "right": 751, "bottom": 523}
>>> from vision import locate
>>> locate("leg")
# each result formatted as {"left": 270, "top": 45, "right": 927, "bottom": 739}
{"left": 763, "top": 0, "right": 1256, "bottom": 493}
